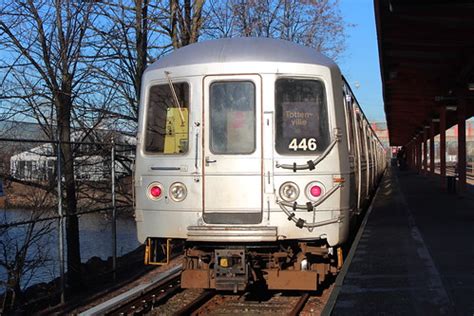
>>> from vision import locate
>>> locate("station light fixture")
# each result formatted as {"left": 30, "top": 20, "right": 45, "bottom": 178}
{"left": 435, "top": 96, "right": 456, "bottom": 102}
{"left": 468, "top": 83, "right": 474, "bottom": 91}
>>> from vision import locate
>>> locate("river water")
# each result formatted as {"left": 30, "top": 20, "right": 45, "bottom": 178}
{"left": 0, "top": 208, "right": 140, "bottom": 290}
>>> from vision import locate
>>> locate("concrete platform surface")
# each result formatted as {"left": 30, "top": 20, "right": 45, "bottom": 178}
{"left": 331, "top": 168, "right": 474, "bottom": 315}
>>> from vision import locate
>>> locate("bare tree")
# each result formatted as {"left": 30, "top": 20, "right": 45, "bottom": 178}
{"left": 0, "top": 0, "right": 99, "bottom": 290}
{"left": 89, "top": 0, "right": 205, "bottom": 135}
{"left": 90, "top": 0, "right": 157, "bottom": 129}
{"left": 0, "top": 206, "right": 54, "bottom": 312}
{"left": 204, "top": 0, "right": 348, "bottom": 60}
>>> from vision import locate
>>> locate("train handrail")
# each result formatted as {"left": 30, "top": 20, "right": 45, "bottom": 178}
{"left": 278, "top": 202, "right": 342, "bottom": 231}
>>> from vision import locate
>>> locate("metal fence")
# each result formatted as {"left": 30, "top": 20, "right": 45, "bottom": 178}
{"left": 0, "top": 135, "right": 136, "bottom": 304}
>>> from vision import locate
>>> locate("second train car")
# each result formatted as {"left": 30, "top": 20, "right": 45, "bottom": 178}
{"left": 135, "top": 37, "right": 386, "bottom": 291}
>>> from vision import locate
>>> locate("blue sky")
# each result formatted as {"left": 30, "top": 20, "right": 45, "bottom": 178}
{"left": 338, "top": 0, "right": 385, "bottom": 123}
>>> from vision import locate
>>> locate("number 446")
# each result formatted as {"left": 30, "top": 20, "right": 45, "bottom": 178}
{"left": 288, "top": 138, "right": 317, "bottom": 151}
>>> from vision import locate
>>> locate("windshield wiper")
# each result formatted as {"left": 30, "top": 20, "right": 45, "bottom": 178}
{"left": 164, "top": 71, "right": 185, "bottom": 126}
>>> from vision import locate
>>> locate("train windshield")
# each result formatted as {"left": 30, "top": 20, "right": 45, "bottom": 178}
{"left": 144, "top": 82, "right": 189, "bottom": 154}
{"left": 209, "top": 81, "right": 256, "bottom": 154}
{"left": 275, "top": 78, "right": 329, "bottom": 155}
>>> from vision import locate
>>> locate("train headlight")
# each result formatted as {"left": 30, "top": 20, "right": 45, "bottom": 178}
{"left": 147, "top": 182, "right": 164, "bottom": 200}
{"left": 305, "top": 181, "right": 325, "bottom": 201}
{"left": 279, "top": 182, "right": 300, "bottom": 202}
{"left": 169, "top": 182, "right": 187, "bottom": 202}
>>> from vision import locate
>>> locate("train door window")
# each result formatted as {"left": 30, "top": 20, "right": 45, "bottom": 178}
{"left": 209, "top": 81, "right": 256, "bottom": 154}
{"left": 366, "top": 127, "right": 371, "bottom": 158}
{"left": 368, "top": 130, "right": 374, "bottom": 168}
{"left": 343, "top": 88, "right": 355, "bottom": 154}
{"left": 275, "top": 78, "right": 329, "bottom": 155}
{"left": 357, "top": 113, "right": 366, "bottom": 159}
{"left": 368, "top": 137, "right": 372, "bottom": 159}
{"left": 145, "top": 82, "right": 190, "bottom": 154}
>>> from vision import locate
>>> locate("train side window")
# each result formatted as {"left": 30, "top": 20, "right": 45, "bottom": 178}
{"left": 145, "top": 82, "right": 190, "bottom": 154}
{"left": 275, "top": 78, "right": 330, "bottom": 155}
{"left": 209, "top": 81, "right": 256, "bottom": 154}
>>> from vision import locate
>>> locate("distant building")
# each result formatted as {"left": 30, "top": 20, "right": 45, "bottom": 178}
{"left": 10, "top": 143, "right": 55, "bottom": 181}
{"left": 371, "top": 119, "right": 474, "bottom": 163}
{"left": 371, "top": 122, "right": 390, "bottom": 149}
{"left": 1, "top": 122, "right": 136, "bottom": 182}
{"left": 434, "top": 120, "right": 474, "bottom": 163}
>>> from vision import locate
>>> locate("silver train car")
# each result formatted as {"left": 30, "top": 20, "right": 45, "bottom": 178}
{"left": 134, "top": 38, "right": 386, "bottom": 291}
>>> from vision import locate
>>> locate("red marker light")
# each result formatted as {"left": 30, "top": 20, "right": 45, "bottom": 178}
{"left": 306, "top": 181, "right": 325, "bottom": 200}
{"left": 150, "top": 186, "right": 162, "bottom": 198}
{"left": 310, "top": 185, "right": 322, "bottom": 197}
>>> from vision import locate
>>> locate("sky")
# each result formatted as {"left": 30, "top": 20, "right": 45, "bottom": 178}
{"left": 0, "top": 1, "right": 385, "bottom": 124}
{"left": 338, "top": 0, "right": 385, "bottom": 123}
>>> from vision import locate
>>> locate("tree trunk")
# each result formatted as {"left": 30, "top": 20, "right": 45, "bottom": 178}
{"left": 2, "top": 275, "right": 22, "bottom": 313}
{"left": 2, "top": 287, "right": 14, "bottom": 314}
{"left": 170, "top": 0, "right": 179, "bottom": 49}
{"left": 135, "top": 0, "right": 148, "bottom": 110}
{"left": 56, "top": 91, "right": 82, "bottom": 291}
{"left": 189, "top": 0, "right": 204, "bottom": 44}
{"left": 169, "top": 0, "right": 204, "bottom": 49}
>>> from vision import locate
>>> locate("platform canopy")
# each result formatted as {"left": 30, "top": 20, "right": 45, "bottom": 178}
{"left": 375, "top": 0, "right": 474, "bottom": 146}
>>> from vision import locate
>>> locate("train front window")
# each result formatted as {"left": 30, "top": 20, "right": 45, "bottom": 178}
{"left": 209, "top": 81, "right": 256, "bottom": 154}
{"left": 275, "top": 78, "right": 329, "bottom": 155}
{"left": 145, "top": 82, "right": 189, "bottom": 154}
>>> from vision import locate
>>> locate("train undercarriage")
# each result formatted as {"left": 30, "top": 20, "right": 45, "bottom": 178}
{"left": 177, "top": 241, "right": 343, "bottom": 292}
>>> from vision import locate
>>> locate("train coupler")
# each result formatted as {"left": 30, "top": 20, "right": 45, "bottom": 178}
{"left": 144, "top": 237, "right": 171, "bottom": 265}
{"left": 214, "top": 248, "right": 248, "bottom": 292}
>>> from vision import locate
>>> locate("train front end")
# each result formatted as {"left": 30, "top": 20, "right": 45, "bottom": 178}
{"left": 134, "top": 38, "right": 352, "bottom": 291}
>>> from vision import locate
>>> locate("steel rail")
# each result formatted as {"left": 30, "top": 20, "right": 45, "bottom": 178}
{"left": 174, "top": 290, "right": 216, "bottom": 316}
{"left": 108, "top": 277, "right": 181, "bottom": 315}
{"left": 289, "top": 293, "right": 310, "bottom": 316}
{"left": 78, "top": 264, "right": 182, "bottom": 316}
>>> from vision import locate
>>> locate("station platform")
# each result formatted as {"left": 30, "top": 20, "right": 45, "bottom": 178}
{"left": 328, "top": 167, "right": 474, "bottom": 315}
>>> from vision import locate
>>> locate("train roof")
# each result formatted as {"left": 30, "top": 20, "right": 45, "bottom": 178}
{"left": 147, "top": 37, "right": 337, "bottom": 71}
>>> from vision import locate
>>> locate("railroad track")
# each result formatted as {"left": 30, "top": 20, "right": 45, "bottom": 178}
{"left": 436, "top": 164, "right": 474, "bottom": 182}
{"left": 169, "top": 290, "right": 312, "bottom": 316}
{"left": 79, "top": 266, "right": 216, "bottom": 316}
{"left": 80, "top": 270, "right": 330, "bottom": 316}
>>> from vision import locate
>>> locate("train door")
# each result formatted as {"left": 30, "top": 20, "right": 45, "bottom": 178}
{"left": 356, "top": 112, "right": 368, "bottom": 203}
{"left": 366, "top": 131, "right": 373, "bottom": 191}
{"left": 343, "top": 88, "right": 358, "bottom": 212}
{"left": 202, "top": 75, "right": 263, "bottom": 224}
{"left": 363, "top": 124, "right": 371, "bottom": 198}
{"left": 371, "top": 139, "right": 376, "bottom": 187}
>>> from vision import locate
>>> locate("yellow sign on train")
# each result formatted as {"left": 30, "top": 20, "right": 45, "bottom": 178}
{"left": 164, "top": 107, "right": 188, "bottom": 154}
